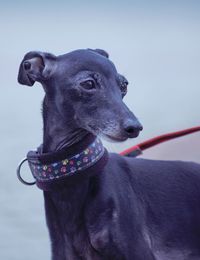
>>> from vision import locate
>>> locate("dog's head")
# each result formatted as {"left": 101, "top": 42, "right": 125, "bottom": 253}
{"left": 18, "top": 48, "right": 143, "bottom": 142}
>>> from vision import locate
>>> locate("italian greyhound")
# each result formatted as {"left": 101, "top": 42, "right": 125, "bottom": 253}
{"left": 18, "top": 49, "right": 200, "bottom": 260}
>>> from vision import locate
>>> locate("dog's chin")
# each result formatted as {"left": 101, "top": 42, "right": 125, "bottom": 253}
{"left": 100, "top": 130, "right": 141, "bottom": 143}
{"left": 101, "top": 134, "right": 128, "bottom": 143}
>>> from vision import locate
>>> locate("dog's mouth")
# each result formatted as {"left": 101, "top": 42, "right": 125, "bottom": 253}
{"left": 102, "top": 129, "right": 141, "bottom": 142}
{"left": 102, "top": 133, "right": 128, "bottom": 142}
{"left": 86, "top": 123, "right": 141, "bottom": 142}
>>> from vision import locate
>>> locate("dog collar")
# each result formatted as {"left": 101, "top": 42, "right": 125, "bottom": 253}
{"left": 17, "top": 135, "right": 108, "bottom": 191}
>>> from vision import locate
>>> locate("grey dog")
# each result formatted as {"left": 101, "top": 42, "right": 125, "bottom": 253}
{"left": 18, "top": 49, "right": 200, "bottom": 259}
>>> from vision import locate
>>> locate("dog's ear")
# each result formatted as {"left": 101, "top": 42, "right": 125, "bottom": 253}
{"left": 88, "top": 49, "right": 109, "bottom": 58}
{"left": 18, "top": 51, "right": 56, "bottom": 86}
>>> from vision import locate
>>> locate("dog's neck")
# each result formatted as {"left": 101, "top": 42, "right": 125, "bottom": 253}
{"left": 42, "top": 96, "right": 89, "bottom": 153}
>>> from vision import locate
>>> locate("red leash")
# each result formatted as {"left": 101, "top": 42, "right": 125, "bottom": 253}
{"left": 120, "top": 126, "right": 200, "bottom": 157}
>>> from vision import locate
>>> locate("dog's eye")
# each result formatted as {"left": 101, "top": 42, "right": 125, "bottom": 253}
{"left": 120, "top": 81, "right": 128, "bottom": 97}
{"left": 80, "top": 80, "right": 96, "bottom": 90}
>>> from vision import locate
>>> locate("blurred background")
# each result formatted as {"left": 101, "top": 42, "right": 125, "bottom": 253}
{"left": 0, "top": 0, "right": 199, "bottom": 259}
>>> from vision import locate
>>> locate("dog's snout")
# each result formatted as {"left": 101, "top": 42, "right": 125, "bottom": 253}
{"left": 123, "top": 120, "right": 143, "bottom": 138}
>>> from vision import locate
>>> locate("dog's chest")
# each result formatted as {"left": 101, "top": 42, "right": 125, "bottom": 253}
{"left": 63, "top": 226, "right": 102, "bottom": 260}
{"left": 45, "top": 185, "right": 103, "bottom": 259}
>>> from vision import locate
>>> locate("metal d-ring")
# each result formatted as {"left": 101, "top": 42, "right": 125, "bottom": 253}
{"left": 16, "top": 158, "right": 36, "bottom": 186}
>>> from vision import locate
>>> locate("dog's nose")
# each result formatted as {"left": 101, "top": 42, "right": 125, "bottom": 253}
{"left": 123, "top": 120, "right": 143, "bottom": 138}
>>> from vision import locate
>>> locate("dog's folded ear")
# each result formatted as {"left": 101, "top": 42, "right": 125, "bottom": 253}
{"left": 18, "top": 51, "right": 56, "bottom": 86}
{"left": 88, "top": 49, "right": 109, "bottom": 58}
